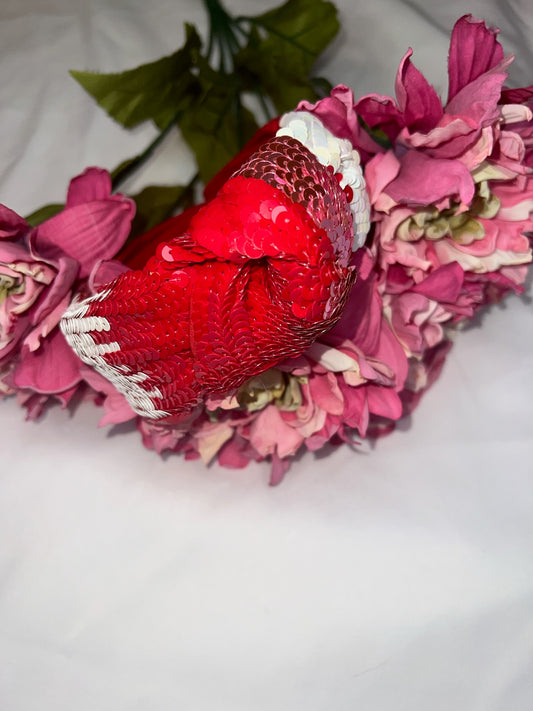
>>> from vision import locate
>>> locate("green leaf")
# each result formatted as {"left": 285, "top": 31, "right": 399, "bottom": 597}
{"left": 179, "top": 74, "right": 259, "bottom": 183}
{"left": 235, "top": 0, "right": 339, "bottom": 113}
{"left": 25, "top": 203, "right": 64, "bottom": 227}
{"left": 129, "top": 184, "right": 191, "bottom": 239}
{"left": 70, "top": 24, "right": 202, "bottom": 129}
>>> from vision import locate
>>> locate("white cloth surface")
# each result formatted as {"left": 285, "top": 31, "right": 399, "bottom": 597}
{"left": 1, "top": 1, "right": 532, "bottom": 709}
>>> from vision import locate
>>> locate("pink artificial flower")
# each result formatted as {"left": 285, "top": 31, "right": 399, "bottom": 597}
{"left": 0, "top": 168, "right": 134, "bottom": 414}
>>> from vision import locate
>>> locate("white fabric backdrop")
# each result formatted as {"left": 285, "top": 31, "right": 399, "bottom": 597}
{"left": 1, "top": 1, "right": 532, "bottom": 709}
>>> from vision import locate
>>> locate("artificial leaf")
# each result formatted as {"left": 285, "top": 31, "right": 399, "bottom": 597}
{"left": 25, "top": 203, "right": 64, "bottom": 227}
{"left": 235, "top": 0, "right": 339, "bottom": 112}
{"left": 179, "top": 76, "right": 259, "bottom": 183}
{"left": 129, "top": 184, "right": 191, "bottom": 239}
{"left": 70, "top": 24, "right": 202, "bottom": 130}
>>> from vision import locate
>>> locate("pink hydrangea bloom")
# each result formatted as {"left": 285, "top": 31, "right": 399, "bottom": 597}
{"left": 122, "top": 16, "right": 533, "bottom": 484}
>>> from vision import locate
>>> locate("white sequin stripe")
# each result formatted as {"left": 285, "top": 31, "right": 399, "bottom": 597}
{"left": 276, "top": 111, "right": 371, "bottom": 250}
{"left": 60, "top": 311, "right": 170, "bottom": 420}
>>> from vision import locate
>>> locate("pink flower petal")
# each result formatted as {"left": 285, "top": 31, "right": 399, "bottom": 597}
{"left": 298, "top": 85, "right": 383, "bottom": 156}
{"left": 35, "top": 197, "right": 135, "bottom": 278}
{"left": 364, "top": 151, "right": 401, "bottom": 206}
{"left": 411, "top": 262, "right": 464, "bottom": 302}
{"left": 448, "top": 15, "right": 505, "bottom": 102}
{"left": 385, "top": 150, "right": 475, "bottom": 206}
{"left": 354, "top": 93, "right": 404, "bottom": 142}
{"left": 66, "top": 167, "right": 113, "bottom": 207}
{"left": 395, "top": 49, "right": 443, "bottom": 132}
{"left": 0, "top": 205, "right": 29, "bottom": 239}
{"left": 250, "top": 405, "right": 303, "bottom": 458}
{"left": 308, "top": 372, "right": 344, "bottom": 415}
{"left": 366, "top": 384, "right": 403, "bottom": 421}
{"left": 29, "top": 254, "right": 78, "bottom": 324}
{"left": 13, "top": 327, "right": 82, "bottom": 393}
{"left": 269, "top": 452, "right": 291, "bottom": 486}
{"left": 79, "top": 365, "right": 136, "bottom": 426}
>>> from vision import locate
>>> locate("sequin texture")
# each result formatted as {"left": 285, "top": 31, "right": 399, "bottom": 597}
{"left": 61, "top": 133, "right": 364, "bottom": 422}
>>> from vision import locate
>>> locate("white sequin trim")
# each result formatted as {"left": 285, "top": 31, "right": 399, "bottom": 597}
{"left": 276, "top": 111, "right": 371, "bottom": 250}
{"left": 60, "top": 305, "right": 170, "bottom": 420}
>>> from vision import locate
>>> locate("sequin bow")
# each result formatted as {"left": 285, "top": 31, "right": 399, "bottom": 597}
{"left": 61, "top": 112, "right": 370, "bottom": 422}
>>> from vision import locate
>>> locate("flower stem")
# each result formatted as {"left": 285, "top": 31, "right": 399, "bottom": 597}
{"left": 111, "top": 110, "right": 182, "bottom": 191}
{"left": 202, "top": 0, "right": 243, "bottom": 71}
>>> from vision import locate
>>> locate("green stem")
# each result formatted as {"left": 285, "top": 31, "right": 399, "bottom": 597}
{"left": 203, "top": 0, "right": 244, "bottom": 72}
{"left": 112, "top": 110, "right": 182, "bottom": 192}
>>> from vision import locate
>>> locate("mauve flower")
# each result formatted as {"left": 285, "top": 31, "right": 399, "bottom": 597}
{"left": 0, "top": 168, "right": 134, "bottom": 413}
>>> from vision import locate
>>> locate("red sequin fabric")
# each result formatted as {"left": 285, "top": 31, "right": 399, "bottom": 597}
{"left": 61, "top": 136, "right": 356, "bottom": 422}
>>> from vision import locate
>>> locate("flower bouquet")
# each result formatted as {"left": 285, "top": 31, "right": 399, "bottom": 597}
{"left": 1, "top": 2, "right": 531, "bottom": 484}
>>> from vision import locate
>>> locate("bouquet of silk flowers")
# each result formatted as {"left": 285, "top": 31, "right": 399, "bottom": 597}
{"left": 1, "top": 2, "right": 532, "bottom": 484}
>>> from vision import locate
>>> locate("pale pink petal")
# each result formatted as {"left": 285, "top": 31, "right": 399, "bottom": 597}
{"left": 197, "top": 422, "right": 234, "bottom": 465}
{"left": 308, "top": 372, "right": 344, "bottom": 415}
{"left": 364, "top": 151, "right": 401, "bottom": 207}
{"left": 385, "top": 151, "right": 475, "bottom": 206}
{"left": 250, "top": 405, "right": 303, "bottom": 458}
{"left": 500, "top": 104, "right": 533, "bottom": 125}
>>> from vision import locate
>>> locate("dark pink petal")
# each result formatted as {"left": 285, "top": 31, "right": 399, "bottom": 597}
{"left": 448, "top": 15, "right": 505, "bottom": 102}
{"left": 298, "top": 85, "right": 382, "bottom": 156}
{"left": 366, "top": 384, "right": 403, "bottom": 420}
{"left": 17, "top": 391, "right": 49, "bottom": 420}
{"left": 375, "top": 320, "right": 409, "bottom": 391}
{"left": 269, "top": 452, "right": 291, "bottom": 486}
{"left": 325, "top": 250, "right": 382, "bottom": 353}
{"left": 54, "top": 383, "right": 79, "bottom": 408}
{"left": 395, "top": 49, "right": 443, "bottom": 132}
{"left": 385, "top": 150, "right": 475, "bottom": 205}
{"left": 354, "top": 93, "right": 404, "bottom": 141}
{"left": 13, "top": 327, "right": 82, "bottom": 393}
{"left": 25, "top": 292, "right": 72, "bottom": 352}
{"left": 34, "top": 197, "right": 135, "bottom": 278}
{"left": 500, "top": 85, "right": 533, "bottom": 104}
{"left": 411, "top": 262, "right": 464, "bottom": 302}
{"left": 66, "top": 167, "right": 113, "bottom": 207}
{"left": 217, "top": 435, "right": 256, "bottom": 469}
{"left": 30, "top": 255, "right": 78, "bottom": 324}
{"left": 338, "top": 380, "right": 368, "bottom": 435}
{"left": 0, "top": 204, "right": 29, "bottom": 239}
